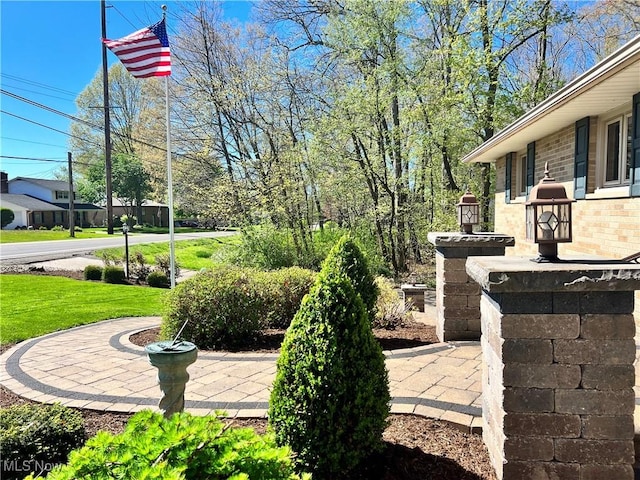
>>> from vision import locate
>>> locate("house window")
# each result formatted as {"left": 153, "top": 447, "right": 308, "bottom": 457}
{"left": 603, "top": 113, "right": 632, "bottom": 186}
{"left": 34, "top": 212, "right": 43, "bottom": 224}
{"left": 517, "top": 154, "right": 527, "bottom": 196}
{"left": 55, "top": 190, "right": 69, "bottom": 200}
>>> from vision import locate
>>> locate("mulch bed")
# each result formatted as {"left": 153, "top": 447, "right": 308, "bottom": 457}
{"left": 0, "top": 268, "right": 497, "bottom": 479}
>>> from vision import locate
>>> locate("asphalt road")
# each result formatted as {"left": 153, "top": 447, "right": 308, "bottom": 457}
{"left": 0, "top": 230, "right": 237, "bottom": 265}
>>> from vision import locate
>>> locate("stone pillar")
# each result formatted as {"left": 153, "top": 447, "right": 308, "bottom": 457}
{"left": 400, "top": 283, "right": 428, "bottom": 312}
{"left": 427, "top": 233, "right": 515, "bottom": 342}
{"left": 467, "top": 256, "right": 640, "bottom": 480}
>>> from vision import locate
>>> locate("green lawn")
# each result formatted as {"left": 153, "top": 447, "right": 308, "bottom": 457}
{"left": 0, "top": 229, "right": 111, "bottom": 243}
{"left": 0, "top": 227, "right": 215, "bottom": 243}
{"left": 0, "top": 275, "right": 167, "bottom": 345}
{"left": 97, "top": 236, "right": 240, "bottom": 271}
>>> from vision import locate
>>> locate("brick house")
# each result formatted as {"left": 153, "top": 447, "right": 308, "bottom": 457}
{"left": 462, "top": 35, "right": 640, "bottom": 311}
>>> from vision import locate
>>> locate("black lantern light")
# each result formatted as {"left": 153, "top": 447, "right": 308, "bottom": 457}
{"left": 457, "top": 188, "right": 480, "bottom": 234}
{"left": 525, "top": 163, "right": 575, "bottom": 262}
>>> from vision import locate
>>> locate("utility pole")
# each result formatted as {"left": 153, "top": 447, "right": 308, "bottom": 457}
{"left": 101, "top": 0, "right": 114, "bottom": 234}
{"left": 68, "top": 152, "right": 75, "bottom": 238}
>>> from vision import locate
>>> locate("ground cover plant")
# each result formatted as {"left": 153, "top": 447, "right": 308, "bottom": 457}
{"left": 0, "top": 403, "right": 85, "bottom": 480}
{"left": 269, "top": 240, "right": 390, "bottom": 478}
{"left": 25, "top": 410, "right": 307, "bottom": 480}
{"left": 0, "top": 275, "right": 166, "bottom": 345}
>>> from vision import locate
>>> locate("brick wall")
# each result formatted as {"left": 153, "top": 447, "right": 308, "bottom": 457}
{"left": 493, "top": 124, "right": 640, "bottom": 316}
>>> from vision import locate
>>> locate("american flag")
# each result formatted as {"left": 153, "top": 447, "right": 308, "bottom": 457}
{"left": 103, "top": 18, "right": 171, "bottom": 78}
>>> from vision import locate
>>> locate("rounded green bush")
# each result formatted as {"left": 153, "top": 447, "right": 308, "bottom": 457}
{"left": 257, "top": 267, "right": 316, "bottom": 329}
{"left": 1, "top": 207, "right": 15, "bottom": 228}
{"left": 162, "top": 266, "right": 267, "bottom": 349}
{"left": 102, "top": 266, "right": 126, "bottom": 284}
{"left": 25, "top": 410, "right": 305, "bottom": 480}
{"left": 83, "top": 264, "right": 103, "bottom": 281}
{"left": 147, "top": 270, "right": 169, "bottom": 288}
{"left": 321, "top": 235, "right": 379, "bottom": 320}
{"left": 268, "top": 268, "right": 390, "bottom": 477}
{"left": 1, "top": 403, "right": 85, "bottom": 480}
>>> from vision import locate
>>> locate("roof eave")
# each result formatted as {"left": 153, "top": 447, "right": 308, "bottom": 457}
{"left": 462, "top": 35, "right": 640, "bottom": 164}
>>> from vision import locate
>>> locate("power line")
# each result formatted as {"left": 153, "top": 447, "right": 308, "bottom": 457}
{"left": 0, "top": 73, "right": 78, "bottom": 98}
{"left": 1, "top": 136, "right": 68, "bottom": 149}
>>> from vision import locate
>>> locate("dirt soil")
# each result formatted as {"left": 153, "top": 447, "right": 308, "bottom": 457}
{"left": 0, "top": 268, "right": 497, "bottom": 479}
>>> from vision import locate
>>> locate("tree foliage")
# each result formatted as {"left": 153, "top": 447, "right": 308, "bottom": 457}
{"left": 69, "top": 0, "right": 639, "bottom": 273}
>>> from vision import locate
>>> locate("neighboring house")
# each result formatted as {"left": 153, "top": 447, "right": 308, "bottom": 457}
{"left": 92, "top": 198, "right": 169, "bottom": 227}
{"left": 462, "top": 35, "right": 640, "bottom": 314}
{"left": 0, "top": 174, "right": 103, "bottom": 229}
{"left": 462, "top": 36, "right": 639, "bottom": 259}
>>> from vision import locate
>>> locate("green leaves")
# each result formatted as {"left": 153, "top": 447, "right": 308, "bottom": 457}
{"left": 269, "top": 238, "right": 390, "bottom": 478}
{"left": 27, "top": 411, "right": 301, "bottom": 480}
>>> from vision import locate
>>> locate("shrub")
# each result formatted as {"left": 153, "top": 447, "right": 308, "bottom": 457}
{"left": 373, "top": 276, "right": 412, "bottom": 329}
{"left": 162, "top": 266, "right": 267, "bottom": 349}
{"left": 83, "top": 264, "right": 103, "bottom": 281}
{"left": 1, "top": 403, "right": 85, "bottom": 480}
{"left": 155, "top": 253, "right": 180, "bottom": 279}
{"left": 257, "top": 267, "right": 316, "bottom": 329}
{"left": 147, "top": 270, "right": 169, "bottom": 288}
{"left": 321, "top": 235, "right": 379, "bottom": 321}
{"left": 1, "top": 207, "right": 14, "bottom": 228}
{"left": 268, "top": 268, "right": 390, "bottom": 478}
{"left": 162, "top": 265, "right": 315, "bottom": 348}
{"left": 234, "top": 224, "right": 300, "bottom": 269}
{"left": 39, "top": 226, "right": 48, "bottom": 230}
{"left": 102, "top": 266, "right": 126, "bottom": 284}
{"left": 129, "top": 251, "right": 151, "bottom": 282}
{"left": 26, "top": 410, "right": 306, "bottom": 480}
{"left": 51, "top": 225, "right": 64, "bottom": 231}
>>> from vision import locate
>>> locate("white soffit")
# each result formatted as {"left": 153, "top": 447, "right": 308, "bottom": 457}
{"left": 463, "top": 35, "right": 640, "bottom": 164}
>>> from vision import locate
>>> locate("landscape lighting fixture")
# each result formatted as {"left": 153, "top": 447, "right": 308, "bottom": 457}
{"left": 457, "top": 189, "right": 480, "bottom": 234}
{"left": 525, "top": 163, "right": 575, "bottom": 262}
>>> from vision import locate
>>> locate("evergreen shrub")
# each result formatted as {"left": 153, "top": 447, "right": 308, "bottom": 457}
{"left": 321, "top": 235, "right": 379, "bottom": 320}
{"left": 147, "top": 270, "right": 169, "bottom": 288}
{"left": 83, "top": 264, "right": 103, "bottom": 281}
{"left": 268, "top": 267, "right": 390, "bottom": 478}
{"left": 1, "top": 207, "right": 14, "bottom": 228}
{"left": 102, "top": 266, "right": 126, "bottom": 284}
{"left": 25, "top": 410, "right": 307, "bottom": 480}
{"left": 1, "top": 403, "right": 85, "bottom": 480}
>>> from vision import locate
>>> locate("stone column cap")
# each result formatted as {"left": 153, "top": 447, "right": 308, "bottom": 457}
{"left": 466, "top": 255, "right": 640, "bottom": 293}
{"left": 427, "top": 232, "right": 515, "bottom": 248}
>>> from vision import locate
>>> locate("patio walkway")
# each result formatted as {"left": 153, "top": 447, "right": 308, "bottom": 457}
{"left": 0, "top": 316, "right": 484, "bottom": 432}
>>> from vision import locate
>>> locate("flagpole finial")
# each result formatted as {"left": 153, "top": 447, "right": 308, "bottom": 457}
{"left": 162, "top": 4, "right": 167, "bottom": 17}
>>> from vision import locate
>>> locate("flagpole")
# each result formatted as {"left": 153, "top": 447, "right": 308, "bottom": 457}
{"left": 163, "top": 5, "right": 176, "bottom": 289}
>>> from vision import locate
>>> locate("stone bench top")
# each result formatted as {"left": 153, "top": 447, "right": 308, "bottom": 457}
{"left": 427, "top": 232, "right": 515, "bottom": 248}
{"left": 466, "top": 255, "right": 640, "bottom": 293}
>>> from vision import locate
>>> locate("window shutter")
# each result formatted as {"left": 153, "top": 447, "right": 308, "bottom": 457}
{"left": 526, "top": 141, "right": 536, "bottom": 197}
{"left": 631, "top": 92, "right": 640, "bottom": 197}
{"left": 505, "top": 152, "right": 512, "bottom": 204}
{"left": 574, "top": 117, "right": 590, "bottom": 200}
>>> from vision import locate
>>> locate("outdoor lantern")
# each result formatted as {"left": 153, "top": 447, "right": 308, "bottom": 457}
{"left": 457, "top": 189, "right": 480, "bottom": 234}
{"left": 525, "top": 163, "right": 575, "bottom": 262}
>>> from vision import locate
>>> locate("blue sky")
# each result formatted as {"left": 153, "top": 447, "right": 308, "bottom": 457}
{"left": 0, "top": 0, "right": 253, "bottom": 180}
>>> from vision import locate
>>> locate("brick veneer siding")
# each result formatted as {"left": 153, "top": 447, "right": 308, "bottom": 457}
{"left": 493, "top": 122, "right": 640, "bottom": 316}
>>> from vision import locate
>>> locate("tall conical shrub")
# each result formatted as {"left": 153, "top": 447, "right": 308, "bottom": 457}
{"left": 268, "top": 266, "right": 390, "bottom": 478}
{"left": 321, "top": 235, "right": 379, "bottom": 320}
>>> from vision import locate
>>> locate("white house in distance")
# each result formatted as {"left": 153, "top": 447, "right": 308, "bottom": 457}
{"left": 462, "top": 35, "right": 640, "bottom": 314}
{"left": 0, "top": 173, "right": 103, "bottom": 229}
